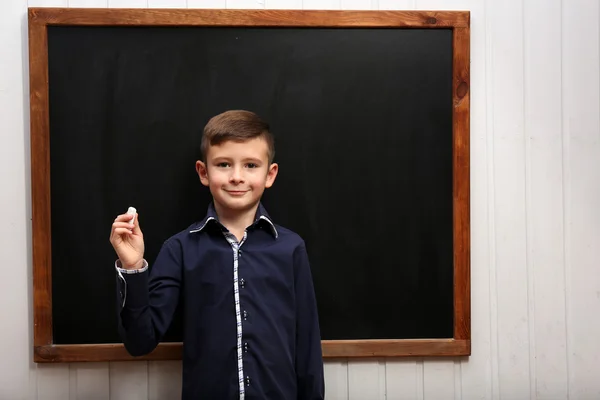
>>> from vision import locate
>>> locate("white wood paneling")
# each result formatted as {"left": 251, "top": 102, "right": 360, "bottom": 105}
{"left": 187, "top": 0, "right": 225, "bottom": 8}
{"left": 67, "top": 0, "right": 107, "bottom": 6}
{"left": 385, "top": 359, "right": 420, "bottom": 400}
{"left": 28, "top": 0, "right": 66, "bottom": 5}
{"left": 489, "top": 0, "right": 531, "bottom": 399}
{"left": 484, "top": 0, "right": 501, "bottom": 397}
{"left": 324, "top": 360, "right": 349, "bottom": 400}
{"left": 524, "top": 0, "right": 569, "bottom": 399}
{"left": 187, "top": 0, "right": 224, "bottom": 8}
{"left": 423, "top": 359, "right": 455, "bottom": 400}
{"left": 340, "top": 0, "right": 370, "bottom": 10}
{"left": 109, "top": 362, "right": 149, "bottom": 400}
{"left": 378, "top": 0, "right": 412, "bottom": 10}
{"left": 265, "top": 0, "right": 300, "bottom": 11}
{"left": 72, "top": 363, "right": 110, "bottom": 400}
{"left": 36, "top": 365, "right": 70, "bottom": 400}
{"left": 225, "top": 0, "right": 264, "bottom": 9}
{"left": 108, "top": 0, "right": 147, "bottom": 7}
{"left": 302, "top": 0, "right": 337, "bottom": 12}
{"left": 347, "top": 360, "right": 386, "bottom": 400}
{"left": 0, "top": 0, "right": 33, "bottom": 399}
{"left": 563, "top": 0, "right": 600, "bottom": 399}
{"left": 148, "top": 361, "right": 182, "bottom": 400}
{"left": 148, "top": 0, "right": 186, "bottom": 7}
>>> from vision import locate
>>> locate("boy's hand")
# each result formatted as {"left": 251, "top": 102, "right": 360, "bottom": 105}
{"left": 110, "top": 211, "right": 145, "bottom": 270}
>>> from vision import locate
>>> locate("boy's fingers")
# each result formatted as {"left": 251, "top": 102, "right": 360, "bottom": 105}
{"left": 115, "top": 214, "right": 133, "bottom": 223}
{"left": 132, "top": 213, "right": 142, "bottom": 235}
{"left": 114, "top": 227, "right": 134, "bottom": 236}
{"left": 113, "top": 222, "right": 135, "bottom": 230}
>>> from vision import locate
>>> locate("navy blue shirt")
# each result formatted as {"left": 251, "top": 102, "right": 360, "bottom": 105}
{"left": 115, "top": 203, "right": 325, "bottom": 399}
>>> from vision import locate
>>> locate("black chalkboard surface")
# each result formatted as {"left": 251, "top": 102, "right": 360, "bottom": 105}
{"left": 29, "top": 8, "right": 470, "bottom": 362}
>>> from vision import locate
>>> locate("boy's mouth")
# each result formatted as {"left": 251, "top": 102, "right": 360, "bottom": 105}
{"left": 225, "top": 190, "right": 249, "bottom": 196}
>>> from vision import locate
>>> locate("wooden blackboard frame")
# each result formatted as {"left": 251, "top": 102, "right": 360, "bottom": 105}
{"left": 28, "top": 7, "right": 471, "bottom": 363}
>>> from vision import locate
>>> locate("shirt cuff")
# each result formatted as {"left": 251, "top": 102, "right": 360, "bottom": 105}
{"left": 115, "top": 259, "right": 149, "bottom": 274}
{"left": 115, "top": 259, "right": 149, "bottom": 308}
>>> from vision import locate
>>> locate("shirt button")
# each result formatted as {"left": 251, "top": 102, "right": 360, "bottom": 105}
{"left": 240, "top": 278, "right": 245, "bottom": 288}
{"left": 243, "top": 310, "right": 248, "bottom": 320}
{"left": 246, "top": 376, "right": 251, "bottom": 386}
{"left": 244, "top": 342, "right": 249, "bottom": 352}
{"left": 238, "top": 249, "right": 243, "bottom": 257}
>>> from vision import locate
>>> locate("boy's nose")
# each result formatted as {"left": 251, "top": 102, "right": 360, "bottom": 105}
{"left": 230, "top": 167, "right": 244, "bottom": 183}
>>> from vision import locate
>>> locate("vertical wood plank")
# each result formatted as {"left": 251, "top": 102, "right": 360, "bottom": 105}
{"left": 107, "top": 0, "right": 147, "bottom": 7}
{"left": 378, "top": 0, "right": 411, "bottom": 10}
{"left": 484, "top": 0, "right": 500, "bottom": 397}
{"left": 265, "top": 0, "right": 300, "bottom": 14}
{"left": 302, "top": 0, "right": 338, "bottom": 12}
{"left": 385, "top": 359, "right": 419, "bottom": 400}
{"left": 488, "top": 0, "right": 531, "bottom": 399}
{"left": 324, "top": 360, "right": 349, "bottom": 400}
{"left": 28, "top": 0, "right": 67, "bottom": 5}
{"left": 563, "top": 0, "right": 600, "bottom": 399}
{"left": 423, "top": 359, "right": 454, "bottom": 400}
{"left": 187, "top": 0, "right": 225, "bottom": 8}
{"left": 523, "top": 0, "right": 569, "bottom": 398}
{"left": 225, "top": 0, "right": 264, "bottom": 9}
{"left": 347, "top": 360, "right": 385, "bottom": 400}
{"left": 109, "top": 361, "right": 148, "bottom": 400}
{"left": 69, "top": 365, "right": 77, "bottom": 400}
{"left": 148, "top": 0, "right": 186, "bottom": 7}
{"left": 36, "top": 364, "right": 70, "bottom": 400}
{"left": 454, "top": 361, "right": 462, "bottom": 400}
{"left": 73, "top": 363, "right": 110, "bottom": 400}
{"left": 67, "top": 0, "right": 107, "bottom": 6}
{"left": 2, "top": 0, "right": 39, "bottom": 397}
{"left": 148, "top": 361, "right": 182, "bottom": 400}
{"left": 340, "top": 0, "right": 370, "bottom": 10}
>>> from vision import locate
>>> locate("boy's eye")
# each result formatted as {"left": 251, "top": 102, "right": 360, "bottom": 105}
{"left": 217, "top": 162, "right": 230, "bottom": 168}
{"left": 246, "top": 163, "right": 257, "bottom": 169}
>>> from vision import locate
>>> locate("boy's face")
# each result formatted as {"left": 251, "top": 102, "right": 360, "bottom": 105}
{"left": 196, "top": 137, "right": 278, "bottom": 214}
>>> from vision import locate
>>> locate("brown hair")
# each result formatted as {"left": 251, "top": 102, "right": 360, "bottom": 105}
{"left": 201, "top": 110, "right": 275, "bottom": 163}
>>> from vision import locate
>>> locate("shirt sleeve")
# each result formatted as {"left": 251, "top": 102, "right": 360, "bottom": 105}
{"left": 293, "top": 242, "right": 325, "bottom": 400}
{"left": 115, "top": 238, "right": 182, "bottom": 357}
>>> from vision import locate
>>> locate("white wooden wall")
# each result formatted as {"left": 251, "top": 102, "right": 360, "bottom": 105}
{"left": 1, "top": 0, "right": 599, "bottom": 398}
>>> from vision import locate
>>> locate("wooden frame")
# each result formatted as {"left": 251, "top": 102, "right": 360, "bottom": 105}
{"left": 28, "top": 7, "right": 470, "bottom": 362}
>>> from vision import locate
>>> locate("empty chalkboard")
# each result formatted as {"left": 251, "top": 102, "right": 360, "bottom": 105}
{"left": 28, "top": 8, "right": 470, "bottom": 362}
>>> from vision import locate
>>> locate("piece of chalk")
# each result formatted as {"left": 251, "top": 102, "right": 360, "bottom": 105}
{"left": 127, "top": 207, "right": 136, "bottom": 223}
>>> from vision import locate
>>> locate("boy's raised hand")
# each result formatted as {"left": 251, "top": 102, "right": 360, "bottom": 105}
{"left": 110, "top": 211, "right": 145, "bottom": 270}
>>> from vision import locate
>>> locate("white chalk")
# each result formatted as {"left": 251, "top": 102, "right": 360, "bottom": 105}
{"left": 127, "top": 207, "right": 136, "bottom": 224}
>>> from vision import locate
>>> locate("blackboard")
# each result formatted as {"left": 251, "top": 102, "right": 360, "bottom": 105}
{"left": 28, "top": 8, "right": 470, "bottom": 363}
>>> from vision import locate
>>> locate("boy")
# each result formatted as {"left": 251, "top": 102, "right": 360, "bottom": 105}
{"left": 109, "top": 110, "right": 325, "bottom": 399}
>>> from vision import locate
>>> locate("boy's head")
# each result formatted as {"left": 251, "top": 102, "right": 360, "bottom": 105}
{"left": 196, "top": 110, "right": 278, "bottom": 213}
{"left": 200, "top": 110, "right": 275, "bottom": 164}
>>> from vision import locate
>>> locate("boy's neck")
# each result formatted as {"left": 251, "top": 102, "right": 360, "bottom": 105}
{"left": 213, "top": 201, "right": 259, "bottom": 242}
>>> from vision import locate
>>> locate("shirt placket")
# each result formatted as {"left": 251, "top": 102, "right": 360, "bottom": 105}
{"left": 223, "top": 231, "right": 248, "bottom": 400}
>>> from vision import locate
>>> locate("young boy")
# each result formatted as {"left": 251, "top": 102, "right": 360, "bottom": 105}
{"left": 109, "top": 110, "right": 325, "bottom": 399}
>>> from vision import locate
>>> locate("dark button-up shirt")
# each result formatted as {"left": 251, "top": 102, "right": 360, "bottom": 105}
{"left": 115, "top": 203, "right": 325, "bottom": 399}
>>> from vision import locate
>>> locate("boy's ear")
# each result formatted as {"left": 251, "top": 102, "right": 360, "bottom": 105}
{"left": 265, "top": 162, "right": 279, "bottom": 188}
{"left": 196, "top": 160, "right": 210, "bottom": 187}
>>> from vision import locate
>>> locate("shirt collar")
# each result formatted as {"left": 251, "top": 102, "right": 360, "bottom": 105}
{"left": 189, "top": 202, "right": 278, "bottom": 239}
